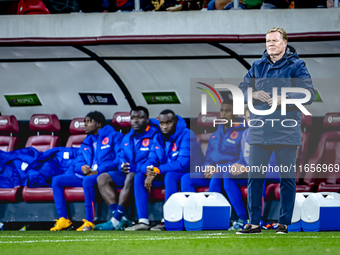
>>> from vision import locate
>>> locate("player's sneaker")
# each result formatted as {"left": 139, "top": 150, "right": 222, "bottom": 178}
{"left": 94, "top": 218, "right": 115, "bottom": 231}
{"left": 50, "top": 217, "right": 73, "bottom": 231}
{"left": 125, "top": 223, "right": 150, "bottom": 231}
{"left": 150, "top": 222, "right": 166, "bottom": 231}
{"left": 272, "top": 223, "right": 279, "bottom": 229}
{"left": 276, "top": 224, "right": 288, "bottom": 234}
{"left": 236, "top": 224, "right": 262, "bottom": 234}
{"left": 228, "top": 219, "right": 246, "bottom": 230}
{"left": 76, "top": 219, "right": 94, "bottom": 231}
{"left": 115, "top": 217, "right": 133, "bottom": 231}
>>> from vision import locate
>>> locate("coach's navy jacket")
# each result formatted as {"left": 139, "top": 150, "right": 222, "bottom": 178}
{"left": 72, "top": 125, "right": 123, "bottom": 177}
{"left": 144, "top": 116, "right": 204, "bottom": 174}
{"left": 239, "top": 45, "right": 315, "bottom": 146}
{"left": 118, "top": 119, "right": 160, "bottom": 173}
{"left": 204, "top": 123, "right": 245, "bottom": 167}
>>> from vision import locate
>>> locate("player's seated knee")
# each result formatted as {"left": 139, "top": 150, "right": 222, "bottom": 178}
{"left": 52, "top": 175, "right": 62, "bottom": 187}
{"left": 97, "top": 173, "right": 110, "bottom": 186}
{"left": 164, "top": 172, "right": 175, "bottom": 183}
{"left": 125, "top": 172, "right": 136, "bottom": 183}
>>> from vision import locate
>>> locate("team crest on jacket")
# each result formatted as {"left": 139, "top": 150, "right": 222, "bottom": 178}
{"left": 172, "top": 143, "right": 177, "bottom": 152}
{"left": 230, "top": 131, "right": 239, "bottom": 140}
{"left": 102, "top": 137, "right": 109, "bottom": 145}
{"left": 142, "top": 139, "right": 149, "bottom": 147}
{"left": 101, "top": 137, "right": 111, "bottom": 149}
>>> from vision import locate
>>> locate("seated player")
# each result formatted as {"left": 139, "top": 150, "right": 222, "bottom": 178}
{"left": 181, "top": 92, "right": 245, "bottom": 194}
{"left": 94, "top": 106, "right": 159, "bottom": 230}
{"left": 50, "top": 111, "right": 123, "bottom": 231}
{"left": 125, "top": 109, "right": 203, "bottom": 231}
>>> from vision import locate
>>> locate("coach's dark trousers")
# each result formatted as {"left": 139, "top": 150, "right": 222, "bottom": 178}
{"left": 248, "top": 144, "right": 297, "bottom": 225}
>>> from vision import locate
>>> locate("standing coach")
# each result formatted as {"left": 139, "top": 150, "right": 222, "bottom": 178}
{"left": 237, "top": 27, "right": 315, "bottom": 234}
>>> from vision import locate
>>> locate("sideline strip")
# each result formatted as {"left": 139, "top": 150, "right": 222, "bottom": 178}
{"left": 1, "top": 234, "right": 338, "bottom": 244}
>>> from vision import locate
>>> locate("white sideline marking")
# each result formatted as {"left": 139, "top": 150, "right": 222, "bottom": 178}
{"left": 1, "top": 234, "right": 339, "bottom": 244}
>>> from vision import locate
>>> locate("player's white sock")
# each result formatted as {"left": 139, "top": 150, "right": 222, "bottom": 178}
{"left": 110, "top": 217, "right": 120, "bottom": 228}
{"left": 139, "top": 218, "right": 149, "bottom": 225}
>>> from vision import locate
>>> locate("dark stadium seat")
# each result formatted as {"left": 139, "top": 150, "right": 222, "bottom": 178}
{"left": 25, "top": 114, "right": 60, "bottom": 152}
{"left": 112, "top": 112, "right": 131, "bottom": 134}
{"left": 0, "top": 115, "right": 19, "bottom": 152}
{"left": 296, "top": 113, "right": 340, "bottom": 192}
{"left": 64, "top": 187, "right": 85, "bottom": 202}
{"left": 296, "top": 113, "right": 313, "bottom": 184}
{"left": 264, "top": 183, "right": 278, "bottom": 201}
{"left": 196, "top": 112, "right": 220, "bottom": 155}
{"left": 22, "top": 186, "right": 54, "bottom": 202}
{"left": 149, "top": 188, "right": 165, "bottom": 202}
{"left": 22, "top": 186, "right": 91, "bottom": 203}
{"left": 315, "top": 112, "right": 340, "bottom": 192}
{"left": 66, "top": 118, "right": 87, "bottom": 148}
{"left": 17, "top": 0, "right": 50, "bottom": 15}
{"left": 0, "top": 186, "right": 23, "bottom": 203}
{"left": 271, "top": 113, "right": 340, "bottom": 200}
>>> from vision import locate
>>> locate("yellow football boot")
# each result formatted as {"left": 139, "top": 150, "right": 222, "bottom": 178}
{"left": 76, "top": 219, "right": 94, "bottom": 231}
{"left": 50, "top": 217, "right": 73, "bottom": 231}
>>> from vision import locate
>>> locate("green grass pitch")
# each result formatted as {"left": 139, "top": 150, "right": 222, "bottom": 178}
{"left": 1, "top": 230, "right": 339, "bottom": 255}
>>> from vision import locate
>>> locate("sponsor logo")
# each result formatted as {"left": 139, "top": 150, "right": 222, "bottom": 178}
{"left": 328, "top": 116, "right": 340, "bottom": 123}
{"left": 172, "top": 151, "right": 179, "bottom": 157}
{"left": 201, "top": 115, "right": 217, "bottom": 123}
{"left": 116, "top": 115, "right": 130, "bottom": 123}
{"left": 74, "top": 121, "right": 85, "bottom": 129}
{"left": 227, "top": 139, "right": 236, "bottom": 144}
{"left": 0, "top": 119, "right": 8, "bottom": 125}
{"left": 34, "top": 118, "right": 50, "bottom": 125}
{"left": 140, "top": 147, "right": 149, "bottom": 151}
{"left": 101, "top": 145, "right": 110, "bottom": 149}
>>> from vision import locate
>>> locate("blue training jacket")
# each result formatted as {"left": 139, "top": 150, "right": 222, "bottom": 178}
{"left": 0, "top": 147, "right": 41, "bottom": 188}
{"left": 27, "top": 147, "right": 79, "bottom": 187}
{"left": 204, "top": 123, "right": 245, "bottom": 167}
{"left": 71, "top": 125, "right": 123, "bottom": 177}
{"left": 239, "top": 45, "right": 315, "bottom": 146}
{"left": 144, "top": 116, "right": 204, "bottom": 174}
{"left": 118, "top": 119, "right": 160, "bottom": 173}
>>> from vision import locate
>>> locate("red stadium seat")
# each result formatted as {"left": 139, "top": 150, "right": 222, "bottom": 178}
{"left": 315, "top": 113, "right": 340, "bottom": 192}
{"left": 66, "top": 118, "right": 87, "bottom": 148}
{"left": 149, "top": 188, "right": 165, "bottom": 202}
{"left": 22, "top": 186, "right": 88, "bottom": 203}
{"left": 17, "top": 0, "right": 50, "bottom": 15}
{"left": 22, "top": 186, "right": 54, "bottom": 202}
{"left": 0, "top": 115, "right": 19, "bottom": 152}
{"left": 25, "top": 114, "right": 60, "bottom": 152}
{"left": 112, "top": 112, "right": 131, "bottom": 134}
{"left": 0, "top": 186, "right": 23, "bottom": 203}
{"left": 296, "top": 113, "right": 313, "bottom": 184}
{"left": 294, "top": 112, "right": 340, "bottom": 193}
{"left": 64, "top": 187, "right": 85, "bottom": 202}
{"left": 196, "top": 112, "right": 220, "bottom": 155}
